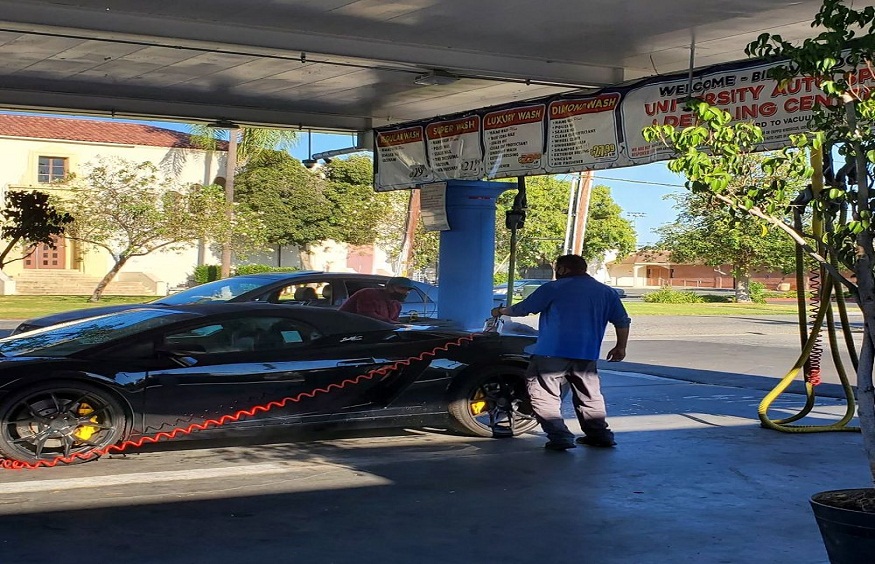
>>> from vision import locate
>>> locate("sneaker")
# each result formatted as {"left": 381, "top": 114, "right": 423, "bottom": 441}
{"left": 575, "top": 436, "right": 617, "bottom": 448}
{"left": 544, "top": 440, "right": 576, "bottom": 451}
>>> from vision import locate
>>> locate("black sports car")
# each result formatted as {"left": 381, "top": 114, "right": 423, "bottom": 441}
{"left": 0, "top": 304, "right": 538, "bottom": 466}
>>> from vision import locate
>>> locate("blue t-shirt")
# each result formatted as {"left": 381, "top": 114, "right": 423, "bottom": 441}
{"left": 507, "top": 275, "right": 630, "bottom": 360}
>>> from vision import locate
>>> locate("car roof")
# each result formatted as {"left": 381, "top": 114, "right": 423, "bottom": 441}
{"left": 238, "top": 271, "right": 393, "bottom": 281}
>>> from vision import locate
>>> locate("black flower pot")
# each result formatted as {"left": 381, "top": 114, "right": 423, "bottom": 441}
{"left": 810, "top": 489, "right": 875, "bottom": 564}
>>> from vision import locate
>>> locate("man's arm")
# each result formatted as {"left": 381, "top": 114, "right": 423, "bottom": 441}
{"left": 490, "top": 285, "right": 551, "bottom": 318}
{"left": 606, "top": 326, "right": 629, "bottom": 362}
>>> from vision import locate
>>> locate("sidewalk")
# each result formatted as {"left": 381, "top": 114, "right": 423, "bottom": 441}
{"left": 0, "top": 369, "right": 864, "bottom": 564}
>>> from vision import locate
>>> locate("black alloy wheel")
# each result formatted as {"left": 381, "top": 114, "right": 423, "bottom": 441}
{"left": 448, "top": 366, "right": 539, "bottom": 438}
{"left": 0, "top": 381, "right": 127, "bottom": 464}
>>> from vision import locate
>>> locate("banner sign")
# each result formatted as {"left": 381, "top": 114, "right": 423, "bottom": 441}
{"left": 373, "top": 57, "right": 875, "bottom": 191}
{"left": 419, "top": 182, "right": 451, "bottom": 231}
{"left": 374, "top": 126, "right": 432, "bottom": 190}
{"left": 425, "top": 115, "right": 483, "bottom": 180}
{"left": 621, "top": 60, "right": 837, "bottom": 165}
{"left": 546, "top": 93, "right": 621, "bottom": 172}
{"left": 482, "top": 104, "right": 546, "bottom": 178}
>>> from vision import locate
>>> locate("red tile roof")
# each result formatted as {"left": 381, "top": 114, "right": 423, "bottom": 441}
{"left": 0, "top": 114, "right": 227, "bottom": 151}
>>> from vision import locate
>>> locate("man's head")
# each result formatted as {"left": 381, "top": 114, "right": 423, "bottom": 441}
{"left": 555, "top": 254, "right": 588, "bottom": 279}
{"left": 385, "top": 276, "right": 415, "bottom": 300}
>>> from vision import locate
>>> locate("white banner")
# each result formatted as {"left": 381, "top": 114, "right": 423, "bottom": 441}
{"left": 374, "top": 126, "right": 432, "bottom": 191}
{"left": 373, "top": 57, "right": 875, "bottom": 191}
{"left": 622, "top": 61, "right": 836, "bottom": 165}
{"left": 419, "top": 182, "right": 451, "bottom": 231}
{"left": 425, "top": 115, "right": 483, "bottom": 180}
{"left": 546, "top": 93, "right": 621, "bottom": 173}
{"left": 482, "top": 104, "right": 546, "bottom": 178}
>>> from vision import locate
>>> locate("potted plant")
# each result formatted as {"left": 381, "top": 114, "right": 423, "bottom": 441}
{"left": 643, "top": 1, "right": 875, "bottom": 561}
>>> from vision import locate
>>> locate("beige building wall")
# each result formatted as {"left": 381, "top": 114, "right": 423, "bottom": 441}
{"left": 0, "top": 135, "right": 226, "bottom": 290}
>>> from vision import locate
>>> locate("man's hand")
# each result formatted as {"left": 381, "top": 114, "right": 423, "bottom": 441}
{"left": 490, "top": 306, "right": 505, "bottom": 318}
{"left": 606, "top": 346, "right": 626, "bottom": 362}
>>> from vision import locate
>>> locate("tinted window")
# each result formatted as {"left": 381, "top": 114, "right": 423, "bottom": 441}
{"left": 0, "top": 309, "right": 192, "bottom": 358}
{"left": 154, "top": 275, "right": 278, "bottom": 305}
{"left": 162, "top": 316, "right": 322, "bottom": 354}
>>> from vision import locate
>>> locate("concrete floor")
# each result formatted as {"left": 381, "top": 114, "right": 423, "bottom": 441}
{"left": 0, "top": 370, "right": 866, "bottom": 564}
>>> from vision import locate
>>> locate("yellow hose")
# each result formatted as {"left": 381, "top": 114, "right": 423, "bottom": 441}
{"left": 758, "top": 147, "right": 859, "bottom": 433}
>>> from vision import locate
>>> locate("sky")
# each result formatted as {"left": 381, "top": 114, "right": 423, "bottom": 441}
{"left": 6, "top": 112, "right": 686, "bottom": 248}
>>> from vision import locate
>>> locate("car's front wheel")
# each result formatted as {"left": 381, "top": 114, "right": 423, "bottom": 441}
{"left": 0, "top": 381, "right": 128, "bottom": 464}
{"left": 448, "top": 366, "right": 539, "bottom": 438}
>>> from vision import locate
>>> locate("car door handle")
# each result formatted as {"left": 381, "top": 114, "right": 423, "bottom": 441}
{"left": 335, "top": 358, "right": 376, "bottom": 367}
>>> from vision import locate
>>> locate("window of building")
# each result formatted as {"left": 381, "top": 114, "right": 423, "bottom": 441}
{"left": 38, "top": 157, "right": 68, "bottom": 183}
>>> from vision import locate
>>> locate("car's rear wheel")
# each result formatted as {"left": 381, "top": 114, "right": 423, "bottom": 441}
{"left": 448, "top": 366, "right": 539, "bottom": 438}
{"left": 0, "top": 381, "right": 127, "bottom": 464}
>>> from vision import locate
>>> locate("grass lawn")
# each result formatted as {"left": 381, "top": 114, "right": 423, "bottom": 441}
{"left": 623, "top": 302, "right": 801, "bottom": 316}
{"left": 0, "top": 294, "right": 806, "bottom": 320}
{"left": 0, "top": 295, "right": 153, "bottom": 320}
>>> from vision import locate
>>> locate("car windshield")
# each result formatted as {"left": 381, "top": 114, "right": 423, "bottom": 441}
{"left": 152, "top": 275, "right": 278, "bottom": 306}
{"left": 0, "top": 308, "right": 194, "bottom": 358}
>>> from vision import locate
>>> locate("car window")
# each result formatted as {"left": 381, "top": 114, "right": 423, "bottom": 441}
{"left": 270, "top": 283, "right": 331, "bottom": 305}
{"left": 404, "top": 288, "right": 427, "bottom": 304}
{"left": 154, "top": 276, "right": 275, "bottom": 305}
{"left": 344, "top": 280, "right": 382, "bottom": 296}
{"left": 162, "top": 316, "right": 322, "bottom": 354}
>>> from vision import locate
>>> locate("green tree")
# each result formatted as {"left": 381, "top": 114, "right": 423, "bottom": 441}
{"left": 322, "top": 155, "right": 401, "bottom": 246}
{"left": 235, "top": 152, "right": 402, "bottom": 268}
{"left": 655, "top": 166, "right": 799, "bottom": 302}
{"left": 495, "top": 177, "right": 635, "bottom": 274}
{"left": 644, "top": 0, "right": 875, "bottom": 483}
{"left": 0, "top": 191, "right": 72, "bottom": 269}
{"left": 62, "top": 156, "right": 246, "bottom": 301}
{"left": 189, "top": 125, "right": 298, "bottom": 168}
{"left": 584, "top": 184, "right": 638, "bottom": 262}
{"left": 234, "top": 150, "right": 333, "bottom": 266}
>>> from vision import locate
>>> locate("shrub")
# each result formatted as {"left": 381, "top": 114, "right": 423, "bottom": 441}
{"left": 702, "top": 294, "right": 732, "bottom": 303}
{"left": 234, "top": 264, "right": 300, "bottom": 276}
{"left": 192, "top": 264, "right": 221, "bottom": 284}
{"left": 643, "top": 286, "right": 704, "bottom": 304}
{"left": 748, "top": 281, "right": 767, "bottom": 304}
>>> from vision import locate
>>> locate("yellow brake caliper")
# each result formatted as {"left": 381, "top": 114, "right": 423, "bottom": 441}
{"left": 73, "top": 402, "right": 99, "bottom": 441}
{"left": 470, "top": 390, "right": 487, "bottom": 415}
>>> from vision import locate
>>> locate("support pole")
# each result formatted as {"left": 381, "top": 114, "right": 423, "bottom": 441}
{"left": 220, "top": 128, "right": 239, "bottom": 279}
{"left": 437, "top": 180, "right": 514, "bottom": 330}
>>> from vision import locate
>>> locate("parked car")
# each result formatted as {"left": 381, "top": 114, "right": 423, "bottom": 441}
{"left": 494, "top": 278, "right": 626, "bottom": 305}
{"left": 12, "top": 271, "right": 439, "bottom": 335}
{"left": 0, "top": 303, "right": 537, "bottom": 464}
{"left": 493, "top": 279, "right": 552, "bottom": 305}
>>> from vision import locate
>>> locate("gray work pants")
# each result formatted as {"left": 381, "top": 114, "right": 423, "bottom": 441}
{"left": 525, "top": 355, "right": 613, "bottom": 443}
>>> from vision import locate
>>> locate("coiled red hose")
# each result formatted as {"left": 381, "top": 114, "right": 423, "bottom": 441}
{"left": 805, "top": 268, "right": 823, "bottom": 386}
{"left": 2, "top": 334, "right": 476, "bottom": 470}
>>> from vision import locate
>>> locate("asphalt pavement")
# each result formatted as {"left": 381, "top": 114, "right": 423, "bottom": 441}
{"left": 0, "top": 313, "right": 867, "bottom": 563}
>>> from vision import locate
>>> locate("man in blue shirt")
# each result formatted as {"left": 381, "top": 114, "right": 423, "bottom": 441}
{"left": 491, "top": 254, "right": 631, "bottom": 450}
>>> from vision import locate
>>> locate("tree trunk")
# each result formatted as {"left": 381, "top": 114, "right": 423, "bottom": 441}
{"left": 735, "top": 272, "right": 752, "bottom": 303}
{"left": 299, "top": 245, "right": 313, "bottom": 270}
{"left": 853, "top": 256, "right": 875, "bottom": 485}
{"left": 89, "top": 257, "right": 128, "bottom": 302}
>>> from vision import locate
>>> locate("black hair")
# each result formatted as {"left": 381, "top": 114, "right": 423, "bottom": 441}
{"left": 555, "top": 254, "right": 588, "bottom": 273}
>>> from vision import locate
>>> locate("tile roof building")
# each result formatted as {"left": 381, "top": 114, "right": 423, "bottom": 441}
{"left": 0, "top": 114, "right": 228, "bottom": 295}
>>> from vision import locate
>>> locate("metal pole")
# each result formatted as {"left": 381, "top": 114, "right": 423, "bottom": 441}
{"left": 507, "top": 226, "right": 518, "bottom": 306}
{"left": 220, "top": 127, "right": 238, "bottom": 278}
{"left": 563, "top": 174, "right": 579, "bottom": 254}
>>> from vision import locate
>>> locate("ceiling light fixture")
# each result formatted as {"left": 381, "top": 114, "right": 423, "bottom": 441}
{"left": 206, "top": 119, "right": 239, "bottom": 129}
{"left": 414, "top": 70, "right": 460, "bottom": 86}
{"left": 302, "top": 129, "right": 318, "bottom": 169}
